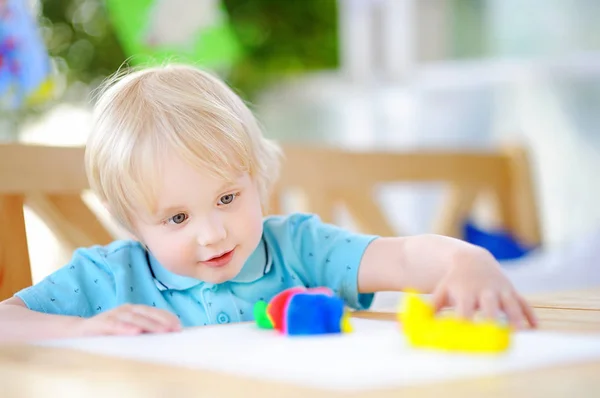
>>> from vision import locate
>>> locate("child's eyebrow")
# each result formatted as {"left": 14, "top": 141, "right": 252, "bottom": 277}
{"left": 216, "top": 181, "right": 239, "bottom": 193}
{"left": 153, "top": 181, "right": 241, "bottom": 219}
{"left": 154, "top": 206, "right": 184, "bottom": 220}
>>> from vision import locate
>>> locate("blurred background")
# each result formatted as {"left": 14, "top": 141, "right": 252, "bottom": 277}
{"left": 2, "top": 0, "right": 600, "bottom": 295}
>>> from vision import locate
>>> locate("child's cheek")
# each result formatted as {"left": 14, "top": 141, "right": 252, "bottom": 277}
{"left": 149, "top": 232, "right": 188, "bottom": 271}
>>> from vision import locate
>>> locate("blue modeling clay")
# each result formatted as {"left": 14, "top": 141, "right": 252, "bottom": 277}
{"left": 285, "top": 293, "right": 345, "bottom": 336}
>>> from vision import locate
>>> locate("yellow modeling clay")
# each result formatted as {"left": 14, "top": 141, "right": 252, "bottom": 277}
{"left": 398, "top": 291, "right": 511, "bottom": 353}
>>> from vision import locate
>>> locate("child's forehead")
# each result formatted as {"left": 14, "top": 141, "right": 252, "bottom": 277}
{"left": 133, "top": 168, "right": 249, "bottom": 221}
{"left": 158, "top": 153, "right": 244, "bottom": 185}
{"left": 151, "top": 155, "right": 245, "bottom": 196}
{"left": 126, "top": 139, "right": 251, "bottom": 217}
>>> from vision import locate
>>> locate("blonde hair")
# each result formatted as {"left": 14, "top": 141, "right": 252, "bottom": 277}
{"left": 85, "top": 63, "right": 282, "bottom": 231}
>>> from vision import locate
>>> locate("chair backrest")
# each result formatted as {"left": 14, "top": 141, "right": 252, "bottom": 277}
{"left": 0, "top": 144, "right": 113, "bottom": 300}
{"left": 269, "top": 144, "right": 542, "bottom": 247}
{"left": 0, "top": 143, "right": 541, "bottom": 300}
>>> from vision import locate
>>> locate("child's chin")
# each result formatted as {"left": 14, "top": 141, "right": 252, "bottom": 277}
{"left": 203, "top": 266, "right": 240, "bottom": 284}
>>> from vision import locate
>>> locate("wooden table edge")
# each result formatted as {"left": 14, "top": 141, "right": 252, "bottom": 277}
{"left": 0, "top": 309, "right": 599, "bottom": 397}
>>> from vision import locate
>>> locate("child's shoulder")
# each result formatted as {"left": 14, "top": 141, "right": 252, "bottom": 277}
{"left": 263, "top": 211, "right": 314, "bottom": 225}
{"left": 261, "top": 212, "right": 377, "bottom": 246}
{"left": 261, "top": 212, "right": 369, "bottom": 242}
{"left": 71, "top": 239, "right": 147, "bottom": 265}
{"left": 262, "top": 212, "right": 322, "bottom": 234}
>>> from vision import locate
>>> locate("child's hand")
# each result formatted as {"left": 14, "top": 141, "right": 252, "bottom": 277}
{"left": 77, "top": 304, "right": 182, "bottom": 337}
{"left": 431, "top": 251, "right": 537, "bottom": 329}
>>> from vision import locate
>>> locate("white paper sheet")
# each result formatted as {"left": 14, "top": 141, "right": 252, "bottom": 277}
{"left": 38, "top": 319, "right": 600, "bottom": 391}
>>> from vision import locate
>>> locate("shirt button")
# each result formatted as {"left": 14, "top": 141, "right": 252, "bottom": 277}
{"left": 217, "top": 312, "right": 230, "bottom": 324}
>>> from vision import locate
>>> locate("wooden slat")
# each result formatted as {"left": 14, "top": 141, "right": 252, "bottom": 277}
{"left": 301, "top": 186, "right": 337, "bottom": 224}
{"left": 26, "top": 193, "right": 113, "bottom": 251}
{"left": 280, "top": 145, "right": 509, "bottom": 188}
{"left": 527, "top": 288, "right": 600, "bottom": 311}
{"left": 490, "top": 163, "right": 517, "bottom": 239}
{"left": 341, "top": 187, "right": 397, "bottom": 236}
{"left": 0, "top": 195, "right": 33, "bottom": 300}
{"left": 503, "top": 146, "right": 542, "bottom": 247}
{"left": 0, "top": 144, "right": 88, "bottom": 194}
{"left": 433, "top": 184, "right": 478, "bottom": 238}
{"left": 277, "top": 145, "right": 528, "bottom": 239}
{"left": 532, "top": 307, "right": 600, "bottom": 332}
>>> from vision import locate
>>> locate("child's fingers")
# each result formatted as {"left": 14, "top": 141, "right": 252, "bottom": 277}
{"left": 431, "top": 287, "right": 448, "bottom": 312}
{"left": 100, "top": 317, "right": 143, "bottom": 336}
{"left": 517, "top": 295, "right": 538, "bottom": 329}
{"left": 130, "top": 305, "right": 181, "bottom": 331}
{"left": 478, "top": 290, "right": 500, "bottom": 321}
{"left": 454, "top": 294, "right": 476, "bottom": 320}
{"left": 500, "top": 292, "right": 527, "bottom": 329}
{"left": 116, "top": 310, "right": 170, "bottom": 333}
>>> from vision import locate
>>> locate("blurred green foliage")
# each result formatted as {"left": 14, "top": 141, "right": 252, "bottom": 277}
{"left": 38, "top": 0, "right": 126, "bottom": 86}
{"left": 37, "top": 0, "right": 338, "bottom": 100}
{"left": 224, "top": 0, "right": 339, "bottom": 95}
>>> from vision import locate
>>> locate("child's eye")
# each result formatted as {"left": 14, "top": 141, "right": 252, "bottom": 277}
{"left": 167, "top": 213, "right": 188, "bottom": 225}
{"left": 218, "top": 193, "right": 238, "bottom": 206}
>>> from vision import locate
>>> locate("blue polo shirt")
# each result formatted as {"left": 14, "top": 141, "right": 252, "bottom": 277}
{"left": 15, "top": 213, "right": 378, "bottom": 327}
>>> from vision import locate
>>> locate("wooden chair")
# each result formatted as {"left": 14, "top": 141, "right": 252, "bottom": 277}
{"left": 0, "top": 143, "right": 542, "bottom": 301}
{"left": 268, "top": 145, "right": 541, "bottom": 246}
{"left": 0, "top": 144, "right": 112, "bottom": 301}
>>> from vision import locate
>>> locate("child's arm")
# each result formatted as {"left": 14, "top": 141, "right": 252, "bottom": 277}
{"left": 0, "top": 297, "right": 83, "bottom": 341}
{"left": 0, "top": 297, "right": 181, "bottom": 342}
{"left": 357, "top": 235, "right": 537, "bottom": 328}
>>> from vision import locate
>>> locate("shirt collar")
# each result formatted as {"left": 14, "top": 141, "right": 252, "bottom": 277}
{"left": 230, "top": 237, "right": 272, "bottom": 283}
{"left": 148, "top": 237, "right": 272, "bottom": 291}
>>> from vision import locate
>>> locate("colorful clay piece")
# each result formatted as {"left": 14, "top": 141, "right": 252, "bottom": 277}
{"left": 265, "top": 287, "right": 305, "bottom": 332}
{"left": 340, "top": 310, "right": 353, "bottom": 333}
{"left": 253, "top": 287, "right": 353, "bottom": 336}
{"left": 253, "top": 300, "right": 273, "bottom": 329}
{"left": 398, "top": 291, "right": 511, "bottom": 353}
{"left": 285, "top": 293, "right": 344, "bottom": 335}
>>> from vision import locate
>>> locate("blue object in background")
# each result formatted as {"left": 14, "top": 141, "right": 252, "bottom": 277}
{"left": 463, "top": 220, "right": 535, "bottom": 262}
{"left": 0, "top": 0, "right": 52, "bottom": 109}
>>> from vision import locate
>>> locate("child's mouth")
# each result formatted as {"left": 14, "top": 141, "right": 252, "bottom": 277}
{"left": 200, "top": 248, "right": 235, "bottom": 268}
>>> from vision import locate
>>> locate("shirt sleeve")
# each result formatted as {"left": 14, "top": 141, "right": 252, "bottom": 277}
{"left": 284, "top": 213, "right": 379, "bottom": 310}
{"left": 14, "top": 246, "right": 116, "bottom": 318}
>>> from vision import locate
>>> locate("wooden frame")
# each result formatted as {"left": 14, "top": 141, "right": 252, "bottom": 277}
{"left": 0, "top": 144, "right": 112, "bottom": 301}
{"left": 269, "top": 145, "right": 541, "bottom": 246}
{"left": 0, "top": 143, "right": 542, "bottom": 300}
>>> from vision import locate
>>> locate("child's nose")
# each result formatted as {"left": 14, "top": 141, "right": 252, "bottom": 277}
{"left": 196, "top": 216, "right": 227, "bottom": 246}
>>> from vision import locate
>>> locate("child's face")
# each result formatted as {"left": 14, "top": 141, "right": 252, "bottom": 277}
{"left": 132, "top": 155, "right": 264, "bottom": 284}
